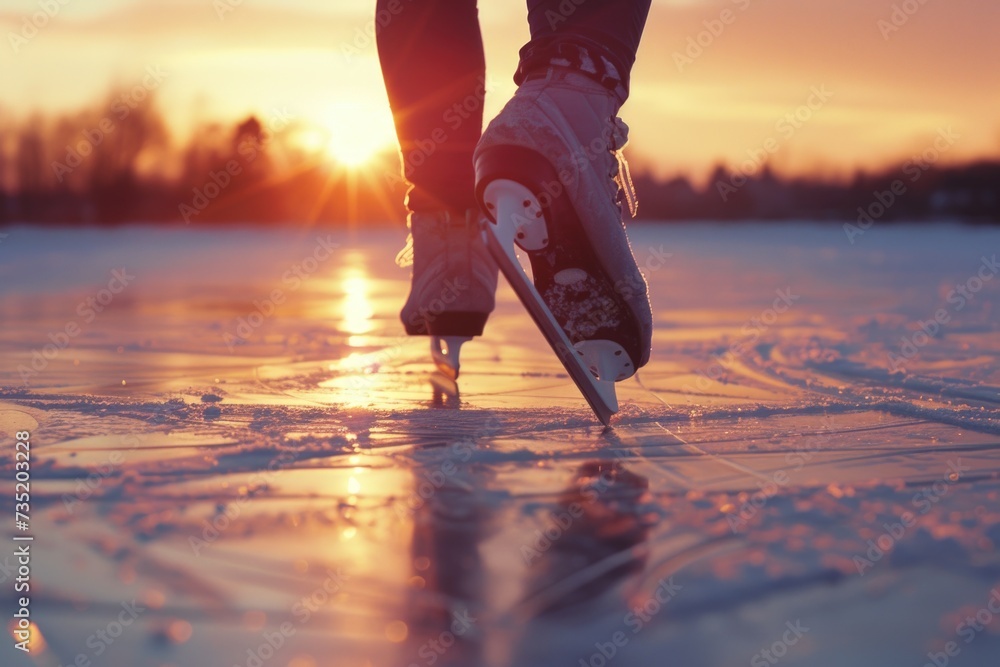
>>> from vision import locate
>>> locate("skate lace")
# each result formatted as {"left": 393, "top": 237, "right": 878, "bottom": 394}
{"left": 395, "top": 235, "right": 414, "bottom": 268}
{"left": 610, "top": 117, "right": 638, "bottom": 218}
{"left": 395, "top": 209, "right": 475, "bottom": 269}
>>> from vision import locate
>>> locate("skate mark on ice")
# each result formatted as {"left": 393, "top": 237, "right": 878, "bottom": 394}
{"left": 633, "top": 374, "right": 776, "bottom": 485}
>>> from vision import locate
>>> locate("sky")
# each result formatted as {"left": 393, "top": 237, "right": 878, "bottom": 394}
{"left": 2, "top": 0, "right": 998, "bottom": 183}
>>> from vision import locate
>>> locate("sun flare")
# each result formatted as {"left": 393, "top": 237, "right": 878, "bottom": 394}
{"left": 300, "top": 102, "right": 396, "bottom": 168}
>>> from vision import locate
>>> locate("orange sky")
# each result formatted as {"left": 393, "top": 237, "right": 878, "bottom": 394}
{"left": 2, "top": 0, "right": 998, "bottom": 182}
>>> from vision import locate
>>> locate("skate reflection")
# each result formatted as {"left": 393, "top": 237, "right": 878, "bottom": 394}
{"left": 394, "top": 420, "right": 651, "bottom": 667}
{"left": 429, "top": 370, "right": 461, "bottom": 408}
{"left": 397, "top": 454, "right": 491, "bottom": 667}
{"left": 517, "top": 460, "right": 652, "bottom": 618}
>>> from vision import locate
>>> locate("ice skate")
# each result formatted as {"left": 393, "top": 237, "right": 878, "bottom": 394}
{"left": 474, "top": 67, "right": 653, "bottom": 424}
{"left": 397, "top": 208, "right": 499, "bottom": 379}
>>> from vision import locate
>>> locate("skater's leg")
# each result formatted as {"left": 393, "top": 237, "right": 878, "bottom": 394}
{"left": 472, "top": 0, "right": 655, "bottom": 407}
{"left": 519, "top": 0, "right": 652, "bottom": 103}
{"left": 376, "top": 0, "right": 498, "bottom": 370}
{"left": 376, "top": 0, "right": 485, "bottom": 212}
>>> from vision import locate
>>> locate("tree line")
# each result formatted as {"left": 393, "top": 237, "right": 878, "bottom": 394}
{"left": 1, "top": 91, "right": 997, "bottom": 226}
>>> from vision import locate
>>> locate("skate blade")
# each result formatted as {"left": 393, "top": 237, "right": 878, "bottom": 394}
{"left": 431, "top": 335, "right": 471, "bottom": 381}
{"left": 482, "top": 179, "right": 627, "bottom": 425}
{"left": 429, "top": 371, "right": 460, "bottom": 405}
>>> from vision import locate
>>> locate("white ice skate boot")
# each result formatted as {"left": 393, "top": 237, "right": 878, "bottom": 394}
{"left": 474, "top": 67, "right": 652, "bottom": 423}
{"left": 397, "top": 208, "right": 499, "bottom": 379}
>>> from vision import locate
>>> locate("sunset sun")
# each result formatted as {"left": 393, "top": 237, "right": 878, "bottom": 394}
{"left": 302, "top": 102, "right": 396, "bottom": 168}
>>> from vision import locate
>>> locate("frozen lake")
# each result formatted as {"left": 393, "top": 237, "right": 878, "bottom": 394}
{"left": 1, "top": 221, "right": 999, "bottom": 667}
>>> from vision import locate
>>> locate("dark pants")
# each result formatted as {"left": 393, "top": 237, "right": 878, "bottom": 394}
{"left": 376, "top": 0, "right": 651, "bottom": 213}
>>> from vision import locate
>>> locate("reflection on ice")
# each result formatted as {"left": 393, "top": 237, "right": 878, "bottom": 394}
{"left": 0, "top": 224, "right": 999, "bottom": 667}
{"left": 337, "top": 256, "right": 376, "bottom": 336}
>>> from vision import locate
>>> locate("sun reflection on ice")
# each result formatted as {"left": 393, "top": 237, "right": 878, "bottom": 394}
{"left": 339, "top": 268, "right": 375, "bottom": 337}
{"left": 348, "top": 475, "right": 362, "bottom": 495}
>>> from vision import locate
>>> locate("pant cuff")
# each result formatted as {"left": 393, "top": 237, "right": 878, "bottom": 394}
{"left": 515, "top": 38, "right": 629, "bottom": 104}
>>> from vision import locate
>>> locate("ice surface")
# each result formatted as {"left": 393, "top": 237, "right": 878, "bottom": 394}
{"left": 0, "top": 222, "right": 998, "bottom": 667}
